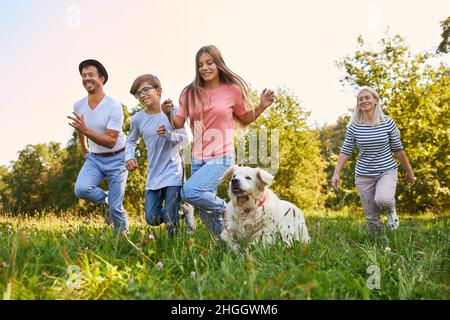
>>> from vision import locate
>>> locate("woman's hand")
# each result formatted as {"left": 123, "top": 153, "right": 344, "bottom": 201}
{"left": 406, "top": 170, "right": 416, "bottom": 185}
{"left": 331, "top": 154, "right": 350, "bottom": 191}
{"left": 331, "top": 173, "right": 340, "bottom": 190}
{"left": 394, "top": 150, "right": 415, "bottom": 186}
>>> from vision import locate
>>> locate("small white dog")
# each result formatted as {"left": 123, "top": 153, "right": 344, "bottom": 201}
{"left": 219, "top": 165, "right": 310, "bottom": 251}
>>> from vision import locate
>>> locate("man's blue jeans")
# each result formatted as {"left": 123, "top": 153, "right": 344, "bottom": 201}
{"left": 181, "top": 155, "right": 234, "bottom": 235}
{"left": 144, "top": 186, "right": 182, "bottom": 236}
{"left": 74, "top": 152, "right": 128, "bottom": 234}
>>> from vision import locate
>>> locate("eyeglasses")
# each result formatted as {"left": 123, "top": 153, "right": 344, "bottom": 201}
{"left": 134, "top": 86, "right": 155, "bottom": 99}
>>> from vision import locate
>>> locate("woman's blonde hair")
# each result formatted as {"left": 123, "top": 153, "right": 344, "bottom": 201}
{"left": 348, "top": 86, "right": 386, "bottom": 126}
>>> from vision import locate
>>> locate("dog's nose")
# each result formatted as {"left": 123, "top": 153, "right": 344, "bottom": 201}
{"left": 231, "top": 178, "right": 240, "bottom": 187}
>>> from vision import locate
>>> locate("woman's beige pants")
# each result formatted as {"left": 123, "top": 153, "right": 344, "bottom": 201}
{"left": 355, "top": 169, "right": 399, "bottom": 234}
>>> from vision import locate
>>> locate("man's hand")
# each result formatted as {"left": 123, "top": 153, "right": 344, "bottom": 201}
{"left": 69, "top": 112, "right": 119, "bottom": 149}
{"left": 126, "top": 159, "right": 138, "bottom": 171}
{"left": 68, "top": 112, "right": 88, "bottom": 135}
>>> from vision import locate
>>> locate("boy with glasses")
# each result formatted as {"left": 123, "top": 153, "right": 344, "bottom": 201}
{"left": 125, "top": 74, "right": 193, "bottom": 235}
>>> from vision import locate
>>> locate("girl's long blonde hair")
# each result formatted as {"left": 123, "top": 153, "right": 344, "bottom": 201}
{"left": 179, "top": 45, "right": 250, "bottom": 126}
{"left": 348, "top": 86, "right": 386, "bottom": 127}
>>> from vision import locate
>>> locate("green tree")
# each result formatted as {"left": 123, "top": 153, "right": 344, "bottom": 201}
{"left": 334, "top": 34, "right": 450, "bottom": 212}
{"left": 2, "top": 104, "right": 151, "bottom": 216}
{"left": 122, "top": 104, "right": 148, "bottom": 216}
{"left": 51, "top": 131, "right": 92, "bottom": 212}
{"left": 59, "top": 104, "right": 147, "bottom": 215}
{"left": 319, "top": 115, "right": 360, "bottom": 208}
{"left": 64, "top": 103, "right": 148, "bottom": 215}
{"left": 6, "top": 143, "right": 65, "bottom": 214}
{"left": 437, "top": 16, "right": 449, "bottom": 54}
{"left": 224, "top": 89, "right": 327, "bottom": 209}
{"left": 0, "top": 166, "right": 13, "bottom": 212}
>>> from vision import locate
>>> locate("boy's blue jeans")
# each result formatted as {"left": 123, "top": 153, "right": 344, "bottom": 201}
{"left": 74, "top": 152, "right": 129, "bottom": 234}
{"left": 144, "top": 186, "right": 182, "bottom": 236}
{"left": 181, "top": 155, "right": 234, "bottom": 235}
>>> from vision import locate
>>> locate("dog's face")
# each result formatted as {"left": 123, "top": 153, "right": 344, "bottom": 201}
{"left": 222, "top": 165, "right": 274, "bottom": 197}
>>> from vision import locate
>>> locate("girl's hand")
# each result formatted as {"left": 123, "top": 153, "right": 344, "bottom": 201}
{"left": 260, "top": 89, "right": 275, "bottom": 109}
{"left": 162, "top": 99, "right": 174, "bottom": 114}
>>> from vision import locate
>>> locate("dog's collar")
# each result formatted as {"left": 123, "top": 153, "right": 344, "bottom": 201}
{"left": 257, "top": 195, "right": 267, "bottom": 208}
{"left": 241, "top": 195, "right": 268, "bottom": 214}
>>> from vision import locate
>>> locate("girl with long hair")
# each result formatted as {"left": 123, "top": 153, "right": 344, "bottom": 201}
{"left": 167, "top": 45, "right": 275, "bottom": 235}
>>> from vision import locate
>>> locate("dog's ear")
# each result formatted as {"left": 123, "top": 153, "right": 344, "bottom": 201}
{"left": 220, "top": 164, "right": 237, "bottom": 183}
{"left": 256, "top": 169, "right": 274, "bottom": 189}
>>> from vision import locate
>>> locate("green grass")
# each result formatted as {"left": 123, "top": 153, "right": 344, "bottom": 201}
{"left": 0, "top": 209, "right": 448, "bottom": 300}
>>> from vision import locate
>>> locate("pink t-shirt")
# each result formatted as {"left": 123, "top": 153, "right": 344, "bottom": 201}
{"left": 176, "top": 84, "right": 247, "bottom": 159}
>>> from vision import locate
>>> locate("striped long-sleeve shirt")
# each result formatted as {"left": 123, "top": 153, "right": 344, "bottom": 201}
{"left": 340, "top": 116, "right": 404, "bottom": 176}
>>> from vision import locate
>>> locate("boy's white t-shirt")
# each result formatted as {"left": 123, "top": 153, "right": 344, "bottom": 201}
{"left": 73, "top": 95, "right": 126, "bottom": 153}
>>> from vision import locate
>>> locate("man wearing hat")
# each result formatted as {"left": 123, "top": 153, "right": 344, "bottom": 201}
{"left": 68, "top": 59, "right": 129, "bottom": 235}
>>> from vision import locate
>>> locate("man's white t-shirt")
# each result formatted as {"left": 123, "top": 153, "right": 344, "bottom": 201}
{"left": 73, "top": 95, "right": 126, "bottom": 153}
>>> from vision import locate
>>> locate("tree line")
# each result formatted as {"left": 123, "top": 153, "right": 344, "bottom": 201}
{"left": 0, "top": 34, "right": 448, "bottom": 215}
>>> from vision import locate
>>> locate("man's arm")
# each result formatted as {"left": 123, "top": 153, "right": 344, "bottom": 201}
{"left": 68, "top": 112, "right": 119, "bottom": 149}
{"left": 77, "top": 131, "right": 90, "bottom": 154}
{"left": 81, "top": 128, "right": 119, "bottom": 149}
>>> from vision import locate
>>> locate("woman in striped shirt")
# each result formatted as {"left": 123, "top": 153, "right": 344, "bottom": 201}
{"left": 331, "top": 87, "right": 415, "bottom": 235}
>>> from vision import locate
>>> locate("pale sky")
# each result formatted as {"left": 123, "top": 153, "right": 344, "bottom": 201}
{"left": 0, "top": 0, "right": 448, "bottom": 166}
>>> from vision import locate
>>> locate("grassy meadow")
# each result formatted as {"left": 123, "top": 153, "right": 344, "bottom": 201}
{"left": 0, "top": 209, "right": 448, "bottom": 300}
